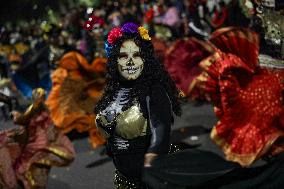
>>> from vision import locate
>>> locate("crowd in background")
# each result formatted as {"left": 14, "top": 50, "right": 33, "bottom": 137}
{"left": 0, "top": 0, "right": 254, "bottom": 120}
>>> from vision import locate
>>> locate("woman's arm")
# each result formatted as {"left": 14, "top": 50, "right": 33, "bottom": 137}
{"left": 145, "top": 85, "right": 172, "bottom": 166}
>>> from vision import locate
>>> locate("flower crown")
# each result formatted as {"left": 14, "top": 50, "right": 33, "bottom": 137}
{"left": 104, "top": 23, "right": 151, "bottom": 57}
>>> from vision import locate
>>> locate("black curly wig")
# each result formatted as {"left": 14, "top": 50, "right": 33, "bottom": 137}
{"left": 95, "top": 32, "right": 181, "bottom": 117}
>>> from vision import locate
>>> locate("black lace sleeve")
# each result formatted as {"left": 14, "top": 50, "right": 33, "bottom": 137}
{"left": 146, "top": 85, "right": 172, "bottom": 154}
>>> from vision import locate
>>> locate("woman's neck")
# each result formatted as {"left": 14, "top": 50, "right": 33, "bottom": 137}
{"left": 118, "top": 77, "right": 138, "bottom": 88}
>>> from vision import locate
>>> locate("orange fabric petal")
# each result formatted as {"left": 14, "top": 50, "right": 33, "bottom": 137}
{"left": 90, "top": 57, "right": 107, "bottom": 74}
{"left": 46, "top": 52, "right": 106, "bottom": 148}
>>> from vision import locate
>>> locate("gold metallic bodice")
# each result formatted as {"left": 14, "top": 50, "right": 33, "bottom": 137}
{"left": 96, "top": 103, "right": 148, "bottom": 139}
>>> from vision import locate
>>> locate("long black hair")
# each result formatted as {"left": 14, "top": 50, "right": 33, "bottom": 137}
{"left": 95, "top": 32, "right": 181, "bottom": 117}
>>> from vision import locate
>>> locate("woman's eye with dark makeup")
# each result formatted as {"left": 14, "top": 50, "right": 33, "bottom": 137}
{"left": 119, "top": 53, "right": 128, "bottom": 59}
{"left": 133, "top": 52, "right": 140, "bottom": 58}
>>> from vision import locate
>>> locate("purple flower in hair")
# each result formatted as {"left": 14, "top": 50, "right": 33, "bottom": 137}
{"left": 121, "top": 22, "right": 139, "bottom": 34}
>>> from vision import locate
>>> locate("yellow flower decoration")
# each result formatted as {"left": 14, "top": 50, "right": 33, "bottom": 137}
{"left": 138, "top": 26, "right": 151, "bottom": 41}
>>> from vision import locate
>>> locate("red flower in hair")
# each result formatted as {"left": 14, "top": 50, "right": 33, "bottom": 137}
{"left": 107, "top": 27, "right": 123, "bottom": 45}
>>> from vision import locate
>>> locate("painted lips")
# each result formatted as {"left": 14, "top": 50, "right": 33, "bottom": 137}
{"left": 121, "top": 66, "right": 142, "bottom": 74}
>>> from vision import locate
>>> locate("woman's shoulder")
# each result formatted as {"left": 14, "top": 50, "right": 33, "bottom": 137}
{"left": 149, "top": 84, "right": 166, "bottom": 96}
{"left": 149, "top": 84, "right": 170, "bottom": 104}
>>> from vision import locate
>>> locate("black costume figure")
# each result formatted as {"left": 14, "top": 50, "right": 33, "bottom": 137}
{"left": 95, "top": 23, "right": 181, "bottom": 188}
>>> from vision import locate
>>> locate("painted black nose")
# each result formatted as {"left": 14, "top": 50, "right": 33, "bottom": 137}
{"left": 126, "top": 59, "right": 135, "bottom": 66}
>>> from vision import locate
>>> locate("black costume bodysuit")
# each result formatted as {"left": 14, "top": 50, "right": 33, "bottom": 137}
{"left": 96, "top": 84, "right": 172, "bottom": 186}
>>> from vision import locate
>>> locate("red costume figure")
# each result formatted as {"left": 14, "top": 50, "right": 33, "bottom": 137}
{"left": 196, "top": 27, "right": 284, "bottom": 166}
{"left": 0, "top": 88, "right": 75, "bottom": 189}
{"left": 165, "top": 37, "right": 214, "bottom": 100}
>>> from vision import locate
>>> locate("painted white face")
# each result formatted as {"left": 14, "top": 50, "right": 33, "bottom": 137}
{"left": 117, "top": 40, "right": 144, "bottom": 80}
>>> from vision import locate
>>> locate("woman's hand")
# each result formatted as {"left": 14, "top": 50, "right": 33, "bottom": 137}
{"left": 144, "top": 153, "right": 158, "bottom": 167}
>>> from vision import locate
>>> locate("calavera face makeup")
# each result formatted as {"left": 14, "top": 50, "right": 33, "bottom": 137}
{"left": 117, "top": 40, "right": 144, "bottom": 80}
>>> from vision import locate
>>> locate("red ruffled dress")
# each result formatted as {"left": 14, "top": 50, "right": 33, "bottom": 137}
{"left": 196, "top": 27, "right": 284, "bottom": 166}
{"left": 164, "top": 38, "right": 213, "bottom": 99}
{"left": 0, "top": 101, "right": 75, "bottom": 189}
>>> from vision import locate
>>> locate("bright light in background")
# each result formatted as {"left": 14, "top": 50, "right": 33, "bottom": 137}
{"left": 87, "top": 7, "right": 93, "bottom": 14}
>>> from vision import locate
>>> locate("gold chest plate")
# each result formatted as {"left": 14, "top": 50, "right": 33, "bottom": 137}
{"left": 96, "top": 103, "right": 147, "bottom": 139}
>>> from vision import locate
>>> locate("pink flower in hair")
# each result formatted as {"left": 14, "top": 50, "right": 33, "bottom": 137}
{"left": 107, "top": 27, "right": 123, "bottom": 45}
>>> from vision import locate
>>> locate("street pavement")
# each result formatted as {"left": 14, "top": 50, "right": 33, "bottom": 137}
{"left": 1, "top": 101, "right": 223, "bottom": 189}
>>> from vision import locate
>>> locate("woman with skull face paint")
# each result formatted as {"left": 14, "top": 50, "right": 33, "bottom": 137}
{"left": 94, "top": 23, "right": 181, "bottom": 188}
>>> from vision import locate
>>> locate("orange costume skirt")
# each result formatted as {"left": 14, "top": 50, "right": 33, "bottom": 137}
{"left": 46, "top": 51, "right": 106, "bottom": 148}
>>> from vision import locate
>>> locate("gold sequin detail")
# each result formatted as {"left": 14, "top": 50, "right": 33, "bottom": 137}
{"left": 96, "top": 103, "right": 147, "bottom": 139}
